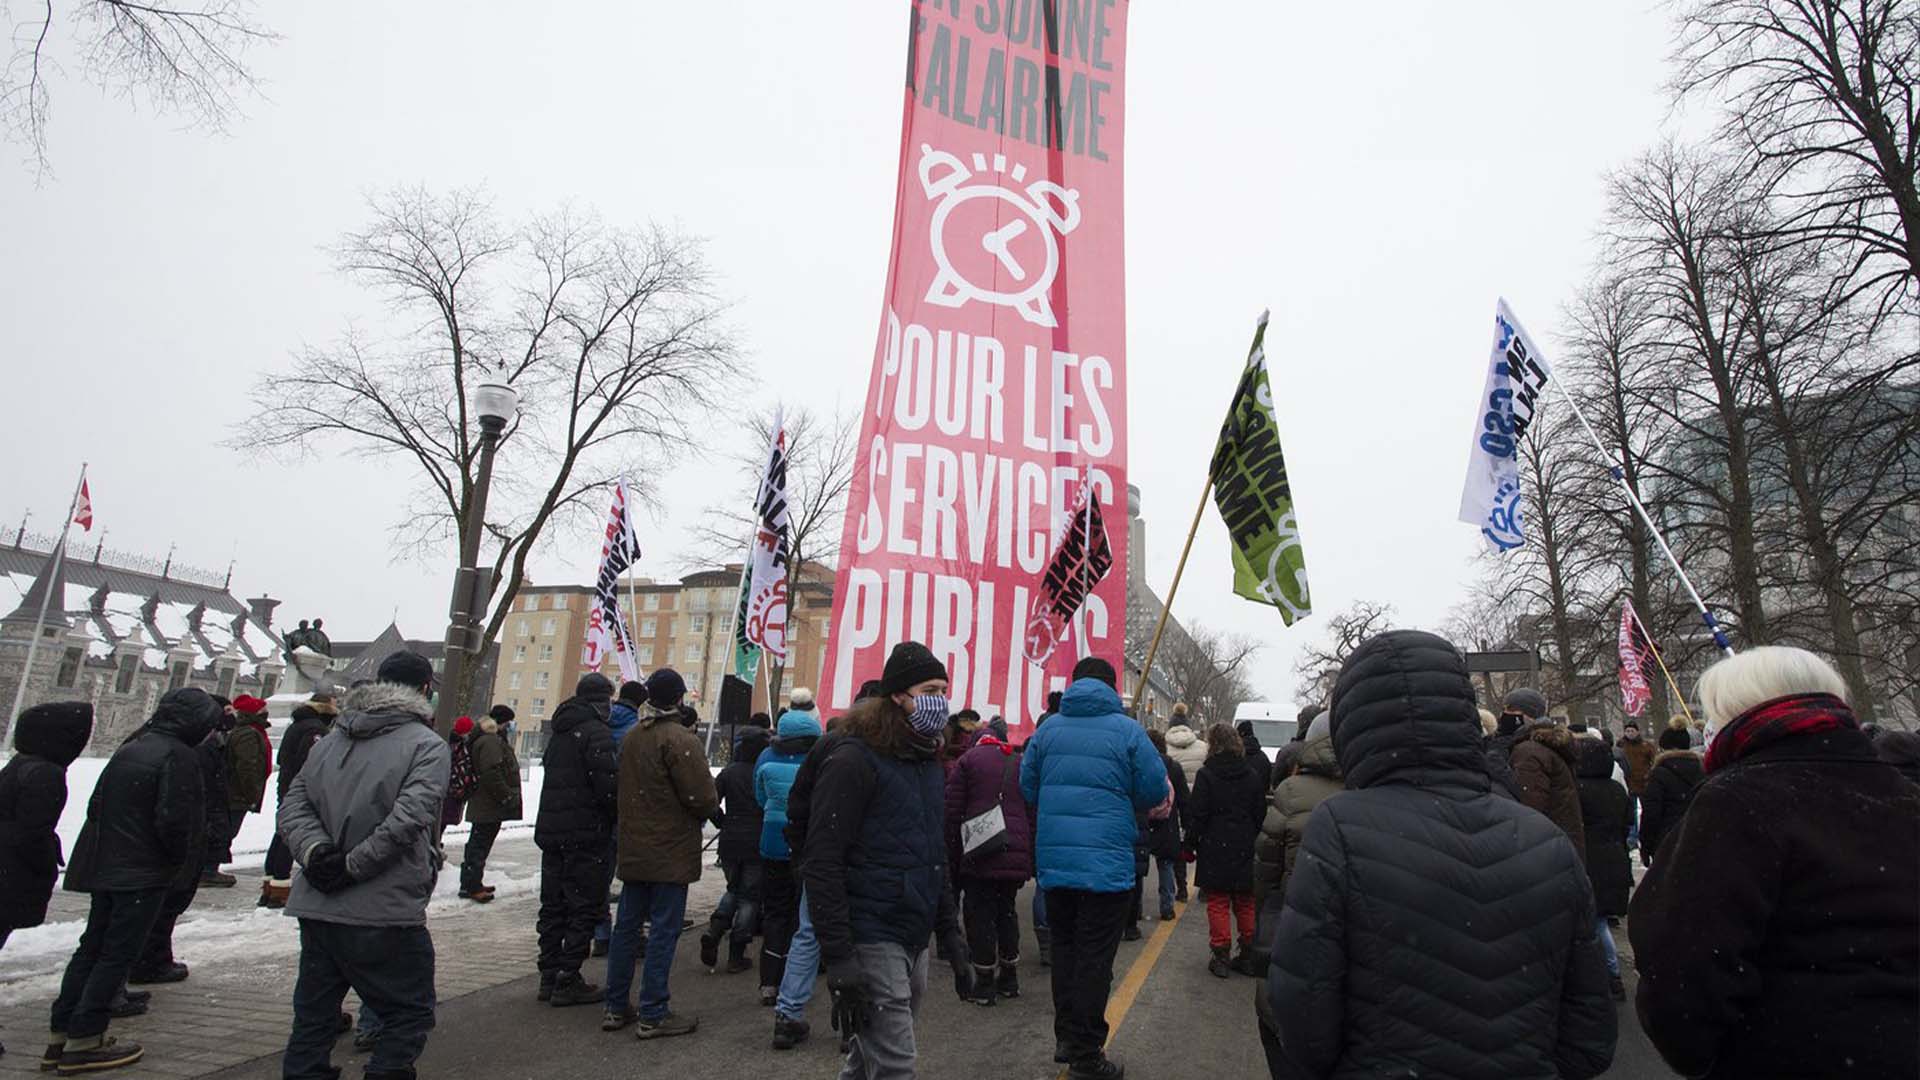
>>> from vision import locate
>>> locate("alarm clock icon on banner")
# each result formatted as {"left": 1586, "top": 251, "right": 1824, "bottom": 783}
{"left": 918, "top": 144, "right": 1083, "bottom": 328}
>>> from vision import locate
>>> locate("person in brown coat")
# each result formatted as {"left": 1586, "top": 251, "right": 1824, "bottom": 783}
{"left": 1615, "top": 721, "right": 1657, "bottom": 796}
{"left": 603, "top": 668, "right": 719, "bottom": 1038}
{"left": 1490, "top": 690, "right": 1586, "bottom": 863}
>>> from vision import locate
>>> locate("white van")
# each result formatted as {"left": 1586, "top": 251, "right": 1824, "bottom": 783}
{"left": 1233, "top": 702, "right": 1299, "bottom": 762}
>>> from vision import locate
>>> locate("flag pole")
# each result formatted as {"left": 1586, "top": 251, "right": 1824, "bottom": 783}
{"left": 1132, "top": 475, "right": 1212, "bottom": 712}
{"left": 9, "top": 465, "right": 87, "bottom": 732}
{"left": 1548, "top": 381, "right": 1734, "bottom": 659}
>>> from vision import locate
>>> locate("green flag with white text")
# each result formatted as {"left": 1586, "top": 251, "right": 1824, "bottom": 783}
{"left": 1209, "top": 311, "right": 1312, "bottom": 624}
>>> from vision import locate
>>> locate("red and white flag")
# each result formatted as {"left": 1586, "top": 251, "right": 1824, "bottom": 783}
{"left": 1023, "top": 468, "right": 1114, "bottom": 666}
{"left": 582, "top": 480, "right": 644, "bottom": 683}
{"left": 743, "top": 416, "right": 792, "bottom": 663}
{"left": 1617, "top": 600, "right": 1655, "bottom": 718}
{"left": 72, "top": 477, "right": 93, "bottom": 532}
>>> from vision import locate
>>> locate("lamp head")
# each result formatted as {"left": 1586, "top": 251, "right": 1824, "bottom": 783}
{"left": 474, "top": 382, "right": 519, "bottom": 433}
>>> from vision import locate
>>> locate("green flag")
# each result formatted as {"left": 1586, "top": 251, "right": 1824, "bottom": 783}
{"left": 1209, "top": 311, "right": 1312, "bottom": 623}
{"left": 730, "top": 565, "right": 760, "bottom": 681}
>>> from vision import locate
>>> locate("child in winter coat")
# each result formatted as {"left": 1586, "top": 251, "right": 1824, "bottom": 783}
{"left": 1188, "top": 723, "right": 1266, "bottom": 978}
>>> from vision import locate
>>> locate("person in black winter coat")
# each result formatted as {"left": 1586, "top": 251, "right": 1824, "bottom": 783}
{"left": 533, "top": 673, "right": 620, "bottom": 1006}
{"left": 1235, "top": 720, "right": 1273, "bottom": 791}
{"left": 702, "top": 724, "right": 772, "bottom": 973}
{"left": 261, "top": 697, "right": 339, "bottom": 908}
{"left": 1637, "top": 726, "right": 1702, "bottom": 867}
{"left": 1143, "top": 730, "right": 1189, "bottom": 921}
{"left": 1630, "top": 647, "right": 1920, "bottom": 1080}
{"left": 1573, "top": 737, "right": 1633, "bottom": 1001}
{"left": 52, "top": 688, "right": 220, "bottom": 1075}
{"left": 1266, "top": 631, "right": 1615, "bottom": 1080}
{"left": 0, "top": 703, "right": 94, "bottom": 943}
{"left": 129, "top": 720, "right": 229, "bottom": 986}
{"left": 197, "top": 697, "right": 238, "bottom": 888}
{"left": 1190, "top": 724, "right": 1267, "bottom": 978}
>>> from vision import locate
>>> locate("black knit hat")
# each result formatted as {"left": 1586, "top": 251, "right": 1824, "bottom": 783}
{"left": 646, "top": 668, "right": 687, "bottom": 708}
{"left": 881, "top": 641, "right": 948, "bottom": 696}
{"left": 376, "top": 651, "right": 436, "bottom": 692}
{"left": 1658, "top": 726, "right": 1693, "bottom": 751}
{"left": 618, "top": 680, "right": 648, "bottom": 707}
{"left": 1070, "top": 656, "right": 1117, "bottom": 689}
{"left": 488, "top": 704, "right": 515, "bottom": 724}
{"left": 576, "top": 672, "right": 614, "bottom": 702}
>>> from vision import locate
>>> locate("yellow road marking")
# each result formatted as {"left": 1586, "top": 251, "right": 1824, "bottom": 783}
{"left": 1055, "top": 899, "right": 1186, "bottom": 1080}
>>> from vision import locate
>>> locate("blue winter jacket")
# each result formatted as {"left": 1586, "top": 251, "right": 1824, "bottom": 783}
{"left": 754, "top": 709, "right": 822, "bottom": 861}
{"left": 1020, "top": 678, "right": 1169, "bottom": 893}
{"left": 608, "top": 701, "right": 640, "bottom": 748}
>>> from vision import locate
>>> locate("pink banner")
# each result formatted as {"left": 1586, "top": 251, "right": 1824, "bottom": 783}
{"left": 821, "top": 0, "right": 1131, "bottom": 731}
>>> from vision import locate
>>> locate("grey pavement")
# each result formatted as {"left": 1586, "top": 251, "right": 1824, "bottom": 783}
{"left": 3, "top": 829, "right": 1681, "bottom": 1079}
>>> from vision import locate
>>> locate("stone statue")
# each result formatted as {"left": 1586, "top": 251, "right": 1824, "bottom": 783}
{"left": 283, "top": 619, "right": 312, "bottom": 663}
{"left": 308, "top": 617, "right": 334, "bottom": 657}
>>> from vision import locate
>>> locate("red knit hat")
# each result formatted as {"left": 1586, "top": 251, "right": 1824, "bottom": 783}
{"left": 452, "top": 715, "right": 475, "bottom": 736}
{"left": 232, "top": 695, "right": 269, "bottom": 715}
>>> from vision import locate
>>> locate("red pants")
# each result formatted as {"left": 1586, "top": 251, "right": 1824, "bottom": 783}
{"left": 1205, "top": 890, "right": 1255, "bottom": 948}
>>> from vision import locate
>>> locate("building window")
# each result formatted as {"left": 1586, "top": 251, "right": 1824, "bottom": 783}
{"left": 168, "top": 660, "right": 190, "bottom": 690}
{"left": 787, "top": 620, "right": 799, "bottom": 643}
{"left": 114, "top": 653, "right": 137, "bottom": 693}
{"left": 691, "top": 590, "right": 709, "bottom": 612}
{"left": 541, "top": 617, "right": 557, "bottom": 637}
{"left": 644, "top": 593, "right": 659, "bottom": 612}
{"left": 821, "top": 618, "right": 830, "bottom": 638}
{"left": 686, "top": 643, "right": 703, "bottom": 663}
{"left": 507, "top": 697, "right": 518, "bottom": 711}
{"left": 535, "top": 671, "right": 550, "bottom": 690}
{"left": 668, "top": 618, "right": 678, "bottom": 638}
{"left": 261, "top": 672, "right": 280, "bottom": 698}
{"left": 531, "top": 697, "right": 546, "bottom": 717}
{"left": 509, "top": 672, "right": 521, "bottom": 690}
{"left": 56, "top": 646, "right": 83, "bottom": 689}
{"left": 513, "top": 644, "right": 527, "bottom": 663}
{"left": 517, "top": 619, "right": 531, "bottom": 638}
{"left": 641, "top": 618, "right": 656, "bottom": 637}
{"left": 638, "top": 644, "right": 654, "bottom": 666}
{"left": 217, "top": 666, "right": 237, "bottom": 699}
{"left": 690, "top": 614, "right": 707, "bottom": 634}
{"left": 538, "top": 644, "right": 554, "bottom": 662}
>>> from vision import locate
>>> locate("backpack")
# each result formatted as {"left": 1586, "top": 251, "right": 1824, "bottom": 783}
{"left": 447, "top": 737, "right": 477, "bottom": 801}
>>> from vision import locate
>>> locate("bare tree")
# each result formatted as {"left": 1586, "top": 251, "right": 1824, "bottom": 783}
{"left": 238, "top": 187, "right": 739, "bottom": 714}
{"left": 687, "top": 405, "right": 857, "bottom": 697}
{"left": 2, "top": 0, "right": 274, "bottom": 174}
{"left": 1673, "top": 0, "right": 1920, "bottom": 311}
{"left": 1293, "top": 600, "right": 1395, "bottom": 704}
{"left": 1158, "top": 624, "right": 1262, "bottom": 724}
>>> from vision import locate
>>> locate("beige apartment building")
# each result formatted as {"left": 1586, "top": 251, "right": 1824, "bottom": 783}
{"left": 489, "top": 564, "right": 834, "bottom": 749}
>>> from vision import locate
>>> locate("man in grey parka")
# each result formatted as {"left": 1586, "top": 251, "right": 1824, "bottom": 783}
{"left": 277, "top": 652, "right": 450, "bottom": 1080}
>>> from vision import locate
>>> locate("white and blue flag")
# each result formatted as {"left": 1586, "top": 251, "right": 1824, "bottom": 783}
{"left": 1459, "top": 298, "right": 1553, "bottom": 552}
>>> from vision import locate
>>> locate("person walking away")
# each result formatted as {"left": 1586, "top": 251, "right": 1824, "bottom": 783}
{"left": 49, "top": 689, "right": 219, "bottom": 1075}
{"left": 1188, "top": 723, "right": 1265, "bottom": 978}
{"left": 1573, "top": 738, "right": 1632, "bottom": 1002}
{"left": 262, "top": 696, "right": 338, "bottom": 910}
{"left": 277, "top": 651, "right": 450, "bottom": 1080}
{"left": 222, "top": 696, "right": 273, "bottom": 885}
{"left": 130, "top": 701, "right": 231, "bottom": 985}
{"left": 703, "top": 718, "right": 771, "bottom": 974}
{"left": 1614, "top": 720, "right": 1655, "bottom": 849}
{"left": 1490, "top": 689, "right": 1586, "bottom": 861}
{"left": 591, "top": 682, "right": 646, "bottom": 956}
{"left": 1636, "top": 721, "right": 1701, "bottom": 867}
{"left": 439, "top": 716, "right": 477, "bottom": 846}
{"left": 604, "top": 668, "right": 717, "bottom": 1037}
{"left": 1143, "top": 730, "right": 1189, "bottom": 921}
{"left": 759, "top": 705, "right": 823, "bottom": 1046}
{"left": 943, "top": 714, "right": 1034, "bottom": 1006}
{"left": 533, "top": 673, "right": 620, "bottom": 1007}
{"left": 1161, "top": 708, "right": 1206, "bottom": 905}
{"left": 1630, "top": 646, "right": 1920, "bottom": 1079}
{"left": 1249, "top": 710, "right": 1341, "bottom": 1077}
{"left": 1021, "top": 656, "right": 1168, "bottom": 1080}
{"left": 800, "top": 641, "right": 972, "bottom": 1079}
{"left": 1269, "top": 706, "right": 1317, "bottom": 790}
{"left": 1266, "top": 630, "right": 1615, "bottom": 1079}
{"left": 1235, "top": 721, "right": 1272, "bottom": 790}
{"left": 196, "top": 698, "right": 238, "bottom": 887}
{"left": 0, "top": 702, "right": 93, "bottom": 1058}
{"left": 460, "top": 705, "right": 521, "bottom": 903}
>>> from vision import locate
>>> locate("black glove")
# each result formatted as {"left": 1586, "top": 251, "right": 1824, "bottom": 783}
{"left": 942, "top": 929, "right": 974, "bottom": 999}
{"left": 828, "top": 972, "right": 871, "bottom": 1039}
{"left": 304, "top": 844, "right": 353, "bottom": 894}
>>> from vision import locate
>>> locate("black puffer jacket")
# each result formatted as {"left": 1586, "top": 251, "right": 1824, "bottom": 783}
{"left": 1266, "top": 630, "right": 1615, "bottom": 1080}
{"left": 1573, "top": 737, "right": 1633, "bottom": 918}
{"left": 1189, "top": 751, "right": 1265, "bottom": 893}
{"left": 1874, "top": 730, "right": 1920, "bottom": 786}
{"left": 1638, "top": 749, "right": 1702, "bottom": 865}
{"left": 715, "top": 727, "right": 772, "bottom": 864}
{"left": 276, "top": 701, "right": 337, "bottom": 800}
{"left": 0, "top": 702, "right": 92, "bottom": 929}
{"left": 533, "top": 681, "right": 619, "bottom": 852}
{"left": 66, "top": 689, "right": 220, "bottom": 893}
{"left": 1145, "top": 751, "right": 1189, "bottom": 860}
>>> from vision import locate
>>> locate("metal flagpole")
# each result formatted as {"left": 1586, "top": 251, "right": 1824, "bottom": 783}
{"left": 1627, "top": 598, "right": 1697, "bottom": 725}
{"left": 1132, "top": 476, "right": 1213, "bottom": 710}
{"left": 9, "top": 465, "right": 87, "bottom": 731}
{"left": 1549, "top": 381, "right": 1735, "bottom": 659}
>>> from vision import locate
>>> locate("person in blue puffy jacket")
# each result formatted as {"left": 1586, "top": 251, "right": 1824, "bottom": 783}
{"left": 754, "top": 707, "right": 821, "bottom": 1044}
{"left": 1020, "top": 656, "right": 1168, "bottom": 1080}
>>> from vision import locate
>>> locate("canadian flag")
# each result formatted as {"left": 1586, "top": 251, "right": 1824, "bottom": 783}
{"left": 73, "top": 478, "right": 92, "bottom": 532}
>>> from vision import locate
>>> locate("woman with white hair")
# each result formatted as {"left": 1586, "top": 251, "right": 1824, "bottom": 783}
{"left": 1628, "top": 646, "right": 1919, "bottom": 1080}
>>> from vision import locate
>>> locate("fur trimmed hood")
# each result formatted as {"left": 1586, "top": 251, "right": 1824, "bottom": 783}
{"left": 338, "top": 681, "right": 434, "bottom": 739}
{"left": 1654, "top": 748, "right": 1702, "bottom": 766}
{"left": 1525, "top": 721, "right": 1577, "bottom": 763}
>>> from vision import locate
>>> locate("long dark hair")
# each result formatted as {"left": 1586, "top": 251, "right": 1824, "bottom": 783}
{"left": 1206, "top": 723, "right": 1244, "bottom": 759}
{"left": 838, "top": 695, "right": 913, "bottom": 756}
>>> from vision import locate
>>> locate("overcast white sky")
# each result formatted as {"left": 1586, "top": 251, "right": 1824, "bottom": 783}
{"left": 0, "top": 2, "right": 1688, "bottom": 704}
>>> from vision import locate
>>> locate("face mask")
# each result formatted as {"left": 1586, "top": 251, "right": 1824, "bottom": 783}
{"left": 908, "top": 694, "right": 949, "bottom": 736}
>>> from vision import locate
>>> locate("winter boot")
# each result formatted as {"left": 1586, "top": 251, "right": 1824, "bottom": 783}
{"left": 699, "top": 928, "right": 721, "bottom": 970}
{"left": 105, "top": 990, "right": 146, "bottom": 1019}
{"left": 601, "top": 1006, "right": 637, "bottom": 1032}
{"left": 1231, "top": 937, "right": 1259, "bottom": 976}
{"left": 758, "top": 985, "right": 777, "bottom": 1007}
{"left": 127, "top": 962, "right": 187, "bottom": 985}
{"left": 1067, "top": 1054, "right": 1126, "bottom": 1079}
{"left": 54, "top": 1036, "right": 143, "bottom": 1076}
{"left": 536, "top": 971, "right": 556, "bottom": 1003}
{"left": 41, "top": 1037, "right": 66, "bottom": 1070}
{"left": 199, "top": 869, "right": 237, "bottom": 888}
{"left": 1207, "top": 944, "right": 1232, "bottom": 979}
{"left": 964, "top": 964, "right": 998, "bottom": 1006}
{"left": 995, "top": 959, "right": 1021, "bottom": 999}
{"left": 1121, "top": 922, "right": 1142, "bottom": 941}
{"left": 634, "top": 1012, "right": 698, "bottom": 1040}
{"left": 547, "top": 972, "right": 602, "bottom": 1007}
{"left": 771, "top": 1015, "right": 810, "bottom": 1050}
{"left": 590, "top": 938, "right": 609, "bottom": 958}
{"left": 725, "top": 937, "right": 753, "bottom": 974}
{"left": 1036, "top": 926, "right": 1052, "bottom": 968}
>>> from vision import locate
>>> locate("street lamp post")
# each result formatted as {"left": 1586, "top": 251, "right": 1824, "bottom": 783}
{"left": 434, "top": 382, "right": 518, "bottom": 730}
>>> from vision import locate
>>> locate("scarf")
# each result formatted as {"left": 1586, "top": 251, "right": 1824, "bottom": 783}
{"left": 1703, "top": 692, "right": 1855, "bottom": 774}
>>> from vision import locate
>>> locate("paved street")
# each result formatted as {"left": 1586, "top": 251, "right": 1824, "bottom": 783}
{"left": 2, "top": 830, "right": 1680, "bottom": 1079}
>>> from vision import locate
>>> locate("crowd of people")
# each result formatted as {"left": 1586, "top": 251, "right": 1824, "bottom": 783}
{"left": 1, "top": 630, "right": 1917, "bottom": 1078}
